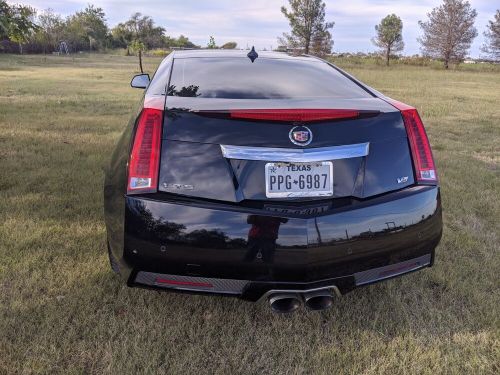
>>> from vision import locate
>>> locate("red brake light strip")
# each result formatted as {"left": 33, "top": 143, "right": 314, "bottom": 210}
{"left": 229, "top": 109, "right": 360, "bottom": 122}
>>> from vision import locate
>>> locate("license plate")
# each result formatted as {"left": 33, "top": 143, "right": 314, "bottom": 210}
{"left": 265, "top": 162, "right": 333, "bottom": 198}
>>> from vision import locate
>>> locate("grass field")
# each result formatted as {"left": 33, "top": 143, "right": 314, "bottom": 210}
{"left": 0, "top": 53, "right": 499, "bottom": 374}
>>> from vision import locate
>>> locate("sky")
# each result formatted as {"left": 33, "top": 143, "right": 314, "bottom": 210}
{"left": 13, "top": 0, "right": 498, "bottom": 58}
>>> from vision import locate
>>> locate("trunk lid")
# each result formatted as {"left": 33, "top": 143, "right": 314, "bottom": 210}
{"left": 158, "top": 97, "right": 415, "bottom": 202}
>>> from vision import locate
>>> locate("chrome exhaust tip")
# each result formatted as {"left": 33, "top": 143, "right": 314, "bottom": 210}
{"left": 268, "top": 293, "right": 301, "bottom": 313}
{"left": 303, "top": 290, "right": 334, "bottom": 311}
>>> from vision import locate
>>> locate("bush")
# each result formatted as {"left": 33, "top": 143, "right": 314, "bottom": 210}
{"left": 146, "top": 49, "right": 171, "bottom": 57}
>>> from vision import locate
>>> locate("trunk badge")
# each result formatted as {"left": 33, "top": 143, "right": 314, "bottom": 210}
{"left": 163, "top": 183, "right": 194, "bottom": 190}
{"left": 289, "top": 125, "right": 312, "bottom": 146}
{"left": 397, "top": 176, "right": 409, "bottom": 184}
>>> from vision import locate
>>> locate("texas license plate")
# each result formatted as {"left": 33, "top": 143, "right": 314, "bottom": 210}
{"left": 265, "top": 162, "right": 333, "bottom": 198}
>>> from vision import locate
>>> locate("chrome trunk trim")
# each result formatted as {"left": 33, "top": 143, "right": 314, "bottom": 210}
{"left": 220, "top": 142, "right": 370, "bottom": 162}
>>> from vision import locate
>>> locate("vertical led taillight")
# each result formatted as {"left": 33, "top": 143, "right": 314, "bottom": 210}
{"left": 127, "top": 107, "right": 163, "bottom": 194}
{"left": 388, "top": 99, "right": 438, "bottom": 184}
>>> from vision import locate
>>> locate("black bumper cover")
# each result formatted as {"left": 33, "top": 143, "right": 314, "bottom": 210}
{"left": 106, "top": 186, "right": 442, "bottom": 300}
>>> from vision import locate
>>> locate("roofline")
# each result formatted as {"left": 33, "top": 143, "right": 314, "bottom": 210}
{"left": 169, "top": 49, "right": 316, "bottom": 61}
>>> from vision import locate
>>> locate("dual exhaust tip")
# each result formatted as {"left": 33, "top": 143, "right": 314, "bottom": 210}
{"left": 268, "top": 289, "right": 335, "bottom": 313}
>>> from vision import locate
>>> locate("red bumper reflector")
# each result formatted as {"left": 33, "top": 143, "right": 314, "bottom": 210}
{"left": 229, "top": 109, "right": 359, "bottom": 122}
{"left": 155, "top": 278, "right": 214, "bottom": 288}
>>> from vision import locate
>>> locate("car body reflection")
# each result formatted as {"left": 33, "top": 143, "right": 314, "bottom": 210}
{"left": 124, "top": 186, "right": 440, "bottom": 283}
{"left": 244, "top": 215, "right": 289, "bottom": 276}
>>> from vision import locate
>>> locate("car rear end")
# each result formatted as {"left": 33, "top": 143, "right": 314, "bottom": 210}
{"left": 104, "top": 51, "right": 442, "bottom": 312}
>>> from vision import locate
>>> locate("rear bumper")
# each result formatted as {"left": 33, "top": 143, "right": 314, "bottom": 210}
{"left": 133, "top": 253, "right": 432, "bottom": 301}
{"left": 109, "top": 185, "right": 442, "bottom": 299}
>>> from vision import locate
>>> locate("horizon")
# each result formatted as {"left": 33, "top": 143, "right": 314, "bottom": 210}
{"left": 8, "top": 0, "right": 498, "bottom": 58}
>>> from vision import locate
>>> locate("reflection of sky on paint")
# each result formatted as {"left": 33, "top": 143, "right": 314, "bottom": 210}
{"left": 15, "top": 0, "right": 497, "bottom": 57}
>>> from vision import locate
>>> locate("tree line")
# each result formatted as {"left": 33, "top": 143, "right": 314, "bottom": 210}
{"left": 280, "top": 0, "right": 499, "bottom": 67}
{"left": 278, "top": 0, "right": 500, "bottom": 68}
{"left": 0, "top": 0, "right": 499, "bottom": 68}
{"left": 0, "top": 1, "right": 239, "bottom": 56}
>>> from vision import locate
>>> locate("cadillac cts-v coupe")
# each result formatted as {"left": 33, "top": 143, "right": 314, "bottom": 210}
{"left": 104, "top": 49, "right": 442, "bottom": 313}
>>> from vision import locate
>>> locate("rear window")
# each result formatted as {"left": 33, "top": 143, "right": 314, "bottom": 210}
{"left": 167, "top": 57, "right": 372, "bottom": 99}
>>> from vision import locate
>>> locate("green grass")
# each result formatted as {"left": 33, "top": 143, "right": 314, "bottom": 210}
{"left": 0, "top": 53, "right": 499, "bottom": 374}
{"left": 329, "top": 55, "right": 500, "bottom": 73}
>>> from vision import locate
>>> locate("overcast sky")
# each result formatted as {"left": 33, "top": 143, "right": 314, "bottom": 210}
{"left": 14, "top": 0, "right": 498, "bottom": 57}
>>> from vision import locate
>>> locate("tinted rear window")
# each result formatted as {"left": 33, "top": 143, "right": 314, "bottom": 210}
{"left": 168, "top": 57, "right": 372, "bottom": 99}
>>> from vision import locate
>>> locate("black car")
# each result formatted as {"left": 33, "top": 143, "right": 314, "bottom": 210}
{"left": 104, "top": 49, "right": 442, "bottom": 313}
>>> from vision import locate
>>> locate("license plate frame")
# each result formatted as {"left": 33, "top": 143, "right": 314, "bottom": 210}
{"left": 264, "top": 161, "right": 333, "bottom": 198}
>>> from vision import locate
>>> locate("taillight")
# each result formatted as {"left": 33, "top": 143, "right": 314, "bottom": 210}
{"left": 388, "top": 99, "right": 437, "bottom": 184}
{"left": 229, "top": 109, "right": 360, "bottom": 122}
{"left": 127, "top": 108, "right": 163, "bottom": 194}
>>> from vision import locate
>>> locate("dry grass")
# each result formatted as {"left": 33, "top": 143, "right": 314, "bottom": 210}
{"left": 0, "top": 54, "right": 499, "bottom": 374}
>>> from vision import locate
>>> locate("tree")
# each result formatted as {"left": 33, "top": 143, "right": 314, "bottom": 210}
{"left": 111, "top": 22, "right": 133, "bottom": 54}
{"left": 279, "top": 0, "right": 334, "bottom": 55}
{"left": 372, "top": 14, "right": 404, "bottom": 66}
{"left": 125, "top": 13, "right": 165, "bottom": 50}
{"left": 221, "top": 41, "right": 237, "bottom": 49}
{"left": 130, "top": 39, "right": 145, "bottom": 73}
{"left": 207, "top": 35, "right": 217, "bottom": 49}
{"left": 123, "top": 13, "right": 166, "bottom": 71}
{"left": 310, "top": 23, "right": 333, "bottom": 56}
{"left": 173, "top": 35, "right": 198, "bottom": 48}
{"left": 65, "top": 5, "right": 108, "bottom": 51}
{"left": 34, "top": 9, "right": 64, "bottom": 54}
{"left": 6, "top": 4, "right": 38, "bottom": 54}
{"left": 0, "top": 0, "right": 11, "bottom": 40}
{"left": 164, "top": 34, "right": 199, "bottom": 49}
{"left": 481, "top": 10, "right": 500, "bottom": 61}
{"left": 418, "top": 0, "right": 477, "bottom": 69}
